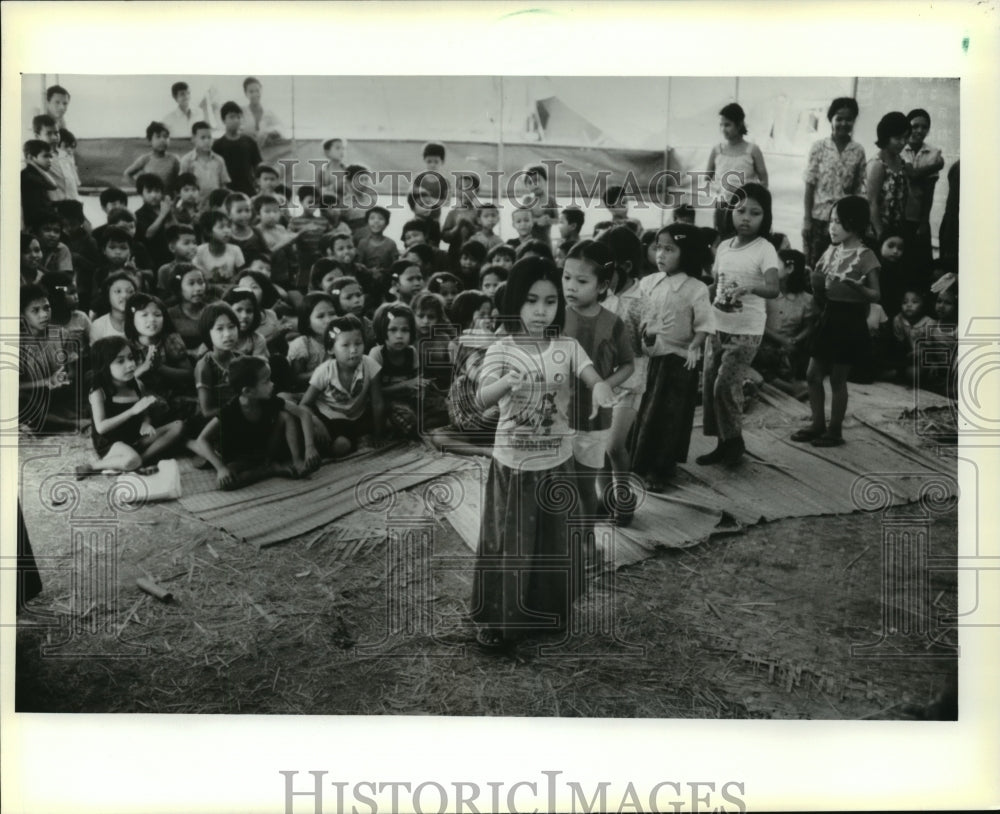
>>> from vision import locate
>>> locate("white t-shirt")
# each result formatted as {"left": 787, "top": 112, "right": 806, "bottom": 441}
{"left": 711, "top": 237, "right": 780, "bottom": 335}
{"left": 308, "top": 356, "right": 381, "bottom": 421}
{"left": 482, "top": 335, "right": 593, "bottom": 472}
{"left": 88, "top": 313, "right": 127, "bottom": 345}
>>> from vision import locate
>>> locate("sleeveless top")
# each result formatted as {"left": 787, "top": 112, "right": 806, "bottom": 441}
{"left": 713, "top": 141, "right": 758, "bottom": 200}
{"left": 869, "top": 156, "right": 908, "bottom": 235}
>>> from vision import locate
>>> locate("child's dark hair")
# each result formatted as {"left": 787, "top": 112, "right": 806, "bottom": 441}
{"left": 719, "top": 102, "right": 748, "bottom": 135}
{"left": 602, "top": 184, "right": 625, "bottom": 209}
{"left": 145, "top": 121, "right": 169, "bottom": 141}
{"left": 593, "top": 220, "right": 614, "bottom": 235}
{"left": 459, "top": 240, "right": 487, "bottom": 264}
{"left": 875, "top": 112, "right": 910, "bottom": 148}
{"left": 100, "top": 187, "right": 129, "bottom": 209}
{"left": 39, "top": 272, "right": 74, "bottom": 323}
{"left": 171, "top": 82, "right": 189, "bottom": 99}
{"left": 486, "top": 244, "right": 516, "bottom": 264}
{"left": 235, "top": 269, "right": 279, "bottom": 308}
{"left": 422, "top": 142, "right": 445, "bottom": 161}
{"left": 323, "top": 314, "right": 365, "bottom": 352}
{"left": 223, "top": 286, "right": 262, "bottom": 332}
{"left": 191, "top": 121, "right": 212, "bottom": 137}
{"left": 523, "top": 163, "right": 548, "bottom": 182}
{"left": 229, "top": 355, "right": 269, "bottom": 394}
{"left": 169, "top": 263, "right": 203, "bottom": 299}
{"left": 907, "top": 108, "right": 931, "bottom": 126}
{"left": 427, "top": 271, "right": 462, "bottom": 294}
{"left": 198, "top": 302, "right": 239, "bottom": 347}
{"left": 411, "top": 291, "right": 447, "bottom": 324}
{"left": 451, "top": 290, "right": 493, "bottom": 330}
{"left": 199, "top": 209, "right": 231, "bottom": 236}
{"left": 225, "top": 192, "right": 251, "bottom": 214}
{"left": 565, "top": 239, "right": 616, "bottom": 300}
{"left": 20, "top": 283, "right": 49, "bottom": 316}
{"left": 255, "top": 162, "right": 280, "bottom": 179}
{"left": 176, "top": 172, "right": 199, "bottom": 191}
{"left": 207, "top": 188, "right": 231, "bottom": 211}
{"left": 252, "top": 194, "right": 280, "bottom": 215}
{"left": 390, "top": 258, "right": 422, "bottom": 281}
{"left": 372, "top": 302, "right": 416, "bottom": 345}
{"left": 598, "top": 226, "right": 644, "bottom": 286}
{"left": 96, "top": 271, "right": 138, "bottom": 316}
{"left": 46, "top": 85, "right": 70, "bottom": 101}
{"left": 32, "top": 114, "right": 57, "bottom": 134}
{"left": 778, "top": 250, "right": 808, "bottom": 294}
{"left": 124, "top": 292, "right": 176, "bottom": 341}
{"left": 136, "top": 173, "right": 165, "bottom": 196}
{"left": 479, "top": 264, "right": 508, "bottom": 285}
{"left": 165, "top": 223, "right": 197, "bottom": 246}
{"left": 828, "top": 97, "right": 859, "bottom": 121}
{"left": 107, "top": 208, "right": 136, "bottom": 228}
{"left": 53, "top": 199, "right": 86, "bottom": 226}
{"left": 405, "top": 243, "right": 434, "bottom": 267}
{"left": 499, "top": 257, "right": 564, "bottom": 335}
{"left": 298, "top": 292, "right": 337, "bottom": 336}
{"left": 21, "top": 231, "right": 40, "bottom": 254}
{"left": 560, "top": 206, "right": 584, "bottom": 232}
{"left": 309, "top": 259, "right": 346, "bottom": 291}
{"left": 515, "top": 239, "right": 553, "bottom": 262}
{"left": 90, "top": 336, "right": 134, "bottom": 398}
{"left": 23, "top": 139, "right": 51, "bottom": 160}
{"left": 673, "top": 203, "right": 696, "bottom": 223}
{"left": 492, "top": 283, "right": 507, "bottom": 313}
{"left": 31, "top": 208, "right": 62, "bottom": 232}
{"left": 833, "top": 195, "right": 870, "bottom": 236}
{"left": 328, "top": 276, "right": 362, "bottom": 315}
{"left": 322, "top": 137, "right": 344, "bottom": 152}
{"left": 655, "top": 223, "right": 706, "bottom": 277}
{"left": 724, "top": 182, "right": 773, "bottom": 239}
{"left": 100, "top": 226, "right": 134, "bottom": 251}
{"left": 220, "top": 101, "right": 243, "bottom": 120}
{"left": 296, "top": 185, "right": 318, "bottom": 205}
{"left": 402, "top": 219, "right": 428, "bottom": 238}
{"left": 367, "top": 206, "right": 390, "bottom": 224}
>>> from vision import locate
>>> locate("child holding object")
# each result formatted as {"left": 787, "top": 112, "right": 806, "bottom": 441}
{"left": 699, "top": 183, "right": 779, "bottom": 467}
{"left": 631, "top": 223, "right": 713, "bottom": 491}
{"left": 193, "top": 356, "right": 321, "bottom": 490}
{"left": 793, "top": 195, "right": 881, "bottom": 447}
{"left": 471, "top": 257, "right": 618, "bottom": 650}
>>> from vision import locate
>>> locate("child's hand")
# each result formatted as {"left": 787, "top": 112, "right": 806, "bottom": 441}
{"left": 46, "top": 366, "right": 70, "bottom": 390}
{"left": 503, "top": 369, "right": 524, "bottom": 394}
{"left": 131, "top": 395, "right": 159, "bottom": 416}
{"left": 590, "top": 381, "right": 619, "bottom": 418}
{"left": 159, "top": 198, "right": 173, "bottom": 218}
{"left": 303, "top": 446, "right": 322, "bottom": 472}
{"left": 139, "top": 421, "right": 156, "bottom": 438}
{"left": 217, "top": 466, "right": 237, "bottom": 490}
{"left": 684, "top": 347, "right": 700, "bottom": 370}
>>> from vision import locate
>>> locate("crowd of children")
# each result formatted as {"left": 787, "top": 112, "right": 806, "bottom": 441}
{"left": 20, "top": 87, "right": 960, "bottom": 648}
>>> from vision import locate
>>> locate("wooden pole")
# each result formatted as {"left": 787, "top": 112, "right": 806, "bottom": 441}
{"left": 661, "top": 76, "right": 672, "bottom": 226}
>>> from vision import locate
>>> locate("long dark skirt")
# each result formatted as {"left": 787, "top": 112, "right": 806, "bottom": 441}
{"left": 630, "top": 354, "right": 699, "bottom": 480}
{"left": 471, "top": 458, "right": 583, "bottom": 636}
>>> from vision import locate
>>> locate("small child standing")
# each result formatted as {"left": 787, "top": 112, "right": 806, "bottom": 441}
{"left": 78, "top": 336, "right": 185, "bottom": 478}
{"left": 212, "top": 102, "right": 263, "bottom": 196}
{"left": 507, "top": 208, "right": 534, "bottom": 250}
{"left": 134, "top": 174, "right": 176, "bottom": 270}
{"left": 793, "top": 195, "right": 881, "bottom": 447}
{"left": 356, "top": 206, "right": 399, "bottom": 276}
{"left": 124, "top": 122, "right": 180, "bottom": 193}
{"left": 179, "top": 122, "right": 231, "bottom": 206}
{"left": 521, "top": 164, "right": 559, "bottom": 243}
{"left": 469, "top": 203, "right": 503, "bottom": 254}
{"left": 194, "top": 356, "right": 320, "bottom": 489}
{"left": 301, "top": 315, "right": 384, "bottom": 457}
{"left": 558, "top": 206, "right": 585, "bottom": 248}
{"left": 368, "top": 303, "right": 423, "bottom": 439}
{"left": 631, "top": 224, "right": 713, "bottom": 491}
{"left": 194, "top": 210, "right": 245, "bottom": 287}
{"left": 20, "top": 140, "right": 57, "bottom": 228}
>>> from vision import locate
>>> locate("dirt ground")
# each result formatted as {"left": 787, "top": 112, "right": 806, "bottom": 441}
{"left": 13, "top": 430, "right": 957, "bottom": 719}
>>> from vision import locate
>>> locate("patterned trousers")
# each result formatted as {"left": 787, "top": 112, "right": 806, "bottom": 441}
{"left": 702, "top": 331, "right": 762, "bottom": 441}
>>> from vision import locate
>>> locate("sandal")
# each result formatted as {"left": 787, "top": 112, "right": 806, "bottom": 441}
{"left": 475, "top": 628, "right": 506, "bottom": 650}
{"left": 790, "top": 427, "right": 825, "bottom": 442}
{"left": 811, "top": 434, "right": 845, "bottom": 447}
{"left": 136, "top": 464, "right": 159, "bottom": 476}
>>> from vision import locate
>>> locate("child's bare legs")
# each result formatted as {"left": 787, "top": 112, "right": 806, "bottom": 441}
{"left": 77, "top": 442, "right": 141, "bottom": 478}
{"left": 135, "top": 420, "right": 185, "bottom": 464}
{"left": 826, "top": 364, "right": 851, "bottom": 440}
{"left": 804, "top": 357, "right": 828, "bottom": 433}
{"left": 604, "top": 402, "right": 638, "bottom": 523}
{"left": 268, "top": 411, "right": 305, "bottom": 474}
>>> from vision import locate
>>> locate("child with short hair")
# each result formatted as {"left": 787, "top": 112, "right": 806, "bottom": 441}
{"left": 124, "top": 122, "right": 180, "bottom": 192}
{"left": 194, "top": 210, "right": 245, "bottom": 286}
{"left": 322, "top": 233, "right": 379, "bottom": 312}
{"left": 426, "top": 271, "right": 463, "bottom": 314}
{"left": 507, "top": 208, "right": 534, "bottom": 250}
{"left": 388, "top": 259, "right": 424, "bottom": 306}
{"left": 405, "top": 188, "right": 443, "bottom": 247}
{"left": 288, "top": 185, "right": 332, "bottom": 288}
{"left": 172, "top": 173, "right": 201, "bottom": 228}
{"left": 558, "top": 206, "right": 585, "bottom": 247}
{"left": 469, "top": 203, "right": 503, "bottom": 253}
{"left": 77, "top": 336, "right": 186, "bottom": 478}
{"left": 369, "top": 302, "right": 423, "bottom": 439}
{"left": 226, "top": 192, "right": 269, "bottom": 260}
{"left": 673, "top": 203, "right": 697, "bottom": 225}
{"left": 33, "top": 210, "right": 74, "bottom": 274}
{"left": 32, "top": 114, "right": 74, "bottom": 202}
{"left": 321, "top": 138, "right": 347, "bottom": 202}
{"left": 18, "top": 283, "right": 76, "bottom": 432}
{"left": 412, "top": 291, "right": 453, "bottom": 430}
{"left": 302, "top": 315, "right": 385, "bottom": 457}
{"left": 194, "top": 356, "right": 320, "bottom": 489}
{"left": 755, "top": 249, "right": 815, "bottom": 387}
{"left": 157, "top": 224, "right": 199, "bottom": 296}
{"left": 193, "top": 302, "right": 243, "bottom": 422}
{"left": 403, "top": 244, "right": 437, "bottom": 280}
{"left": 212, "top": 102, "right": 262, "bottom": 195}
{"left": 418, "top": 141, "right": 449, "bottom": 228}
{"left": 356, "top": 206, "right": 399, "bottom": 275}
{"left": 287, "top": 293, "right": 338, "bottom": 391}
{"left": 486, "top": 243, "right": 516, "bottom": 271}
{"left": 134, "top": 173, "right": 176, "bottom": 270}
{"left": 521, "top": 164, "right": 559, "bottom": 242}
{"left": 254, "top": 193, "right": 300, "bottom": 290}
{"left": 54, "top": 199, "right": 100, "bottom": 268}
{"left": 87, "top": 226, "right": 145, "bottom": 316}
{"left": 457, "top": 240, "right": 487, "bottom": 291}
{"left": 891, "top": 288, "right": 933, "bottom": 382}
{"left": 514, "top": 239, "right": 553, "bottom": 263}
{"left": 21, "top": 140, "right": 57, "bottom": 228}
{"left": 479, "top": 264, "right": 507, "bottom": 301}
{"left": 179, "top": 121, "right": 231, "bottom": 205}
{"left": 327, "top": 275, "right": 376, "bottom": 350}
{"left": 401, "top": 218, "right": 450, "bottom": 269}
{"left": 89, "top": 271, "right": 137, "bottom": 344}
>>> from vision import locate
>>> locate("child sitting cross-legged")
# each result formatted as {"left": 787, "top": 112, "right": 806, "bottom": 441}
{"left": 192, "top": 355, "right": 321, "bottom": 490}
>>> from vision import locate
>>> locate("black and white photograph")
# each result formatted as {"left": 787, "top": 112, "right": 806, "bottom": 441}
{"left": 2, "top": 3, "right": 998, "bottom": 813}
